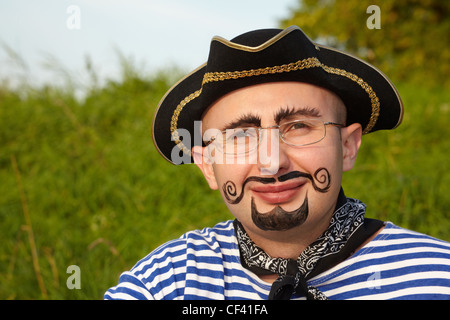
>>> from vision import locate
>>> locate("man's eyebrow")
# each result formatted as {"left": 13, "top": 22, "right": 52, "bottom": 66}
{"left": 275, "top": 106, "right": 321, "bottom": 124}
{"left": 222, "top": 114, "right": 261, "bottom": 130}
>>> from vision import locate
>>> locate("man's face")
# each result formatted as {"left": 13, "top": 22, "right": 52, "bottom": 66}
{"left": 193, "top": 82, "right": 361, "bottom": 240}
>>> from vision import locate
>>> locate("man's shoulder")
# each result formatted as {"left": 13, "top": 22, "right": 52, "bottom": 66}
{"left": 131, "top": 220, "right": 237, "bottom": 273}
{"left": 378, "top": 222, "right": 450, "bottom": 248}
{"left": 104, "top": 220, "right": 238, "bottom": 300}
{"left": 314, "top": 222, "right": 450, "bottom": 300}
{"left": 360, "top": 221, "right": 450, "bottom": 265}
{"left": 180, "top": 219, "right": 237, "bottom": 244}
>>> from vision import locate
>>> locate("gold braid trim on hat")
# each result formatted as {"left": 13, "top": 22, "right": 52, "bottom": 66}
{"left": 170, "top": 57, "right": 380, "bottom": 155}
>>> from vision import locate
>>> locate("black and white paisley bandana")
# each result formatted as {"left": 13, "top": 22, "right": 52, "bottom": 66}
{"left": 234, "top": 189, "right": 384, "bottom": 300}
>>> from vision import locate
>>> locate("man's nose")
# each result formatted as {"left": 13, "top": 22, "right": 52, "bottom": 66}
{"left": 257, "top": 128, "right": 289, "bottom": 176}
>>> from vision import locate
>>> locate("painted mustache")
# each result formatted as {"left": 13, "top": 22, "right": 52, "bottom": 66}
{"left": 223, "top": 167, "right": 331, "bottom": 205}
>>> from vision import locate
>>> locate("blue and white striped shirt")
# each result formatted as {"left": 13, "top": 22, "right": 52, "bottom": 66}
{"left": 104, "top": 220, "right": 450, "bottom": 300}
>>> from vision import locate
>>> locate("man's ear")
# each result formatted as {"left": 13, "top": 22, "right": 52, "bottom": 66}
{"left": 341, "top": 123, "right": 362, "bottom": 172}
{"left": 192, "top": 145, "right": 219, "bottom": 190}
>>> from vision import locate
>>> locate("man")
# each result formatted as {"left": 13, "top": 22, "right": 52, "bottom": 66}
{"left": 105, "top": 26, "right": 450, "bottom": 300}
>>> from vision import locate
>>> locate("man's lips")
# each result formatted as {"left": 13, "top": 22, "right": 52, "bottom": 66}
{"left": 250, "top": 180, "right": 306, "bottom": 204}
{"left": 222, "top": 169, "right": 330, "bottom": 206}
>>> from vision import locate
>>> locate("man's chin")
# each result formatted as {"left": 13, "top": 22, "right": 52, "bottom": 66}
{"left": 251, "top": 194, "right": 309, "bottom": 231}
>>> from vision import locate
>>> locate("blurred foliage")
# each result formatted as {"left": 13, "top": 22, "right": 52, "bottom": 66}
{"left": 281, "top": 0, "right": 450, "bottom": 88}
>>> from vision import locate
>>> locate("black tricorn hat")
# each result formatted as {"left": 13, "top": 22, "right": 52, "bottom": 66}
{"left": 152, "top": 26, "right": 403, "bottom": 164}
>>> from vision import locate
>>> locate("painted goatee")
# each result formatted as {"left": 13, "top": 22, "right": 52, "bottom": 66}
{"left": 251, "top": 194, "right": 309, "bottom": 231}
{"left": 222, "top": 168, "right": 330, "bottom": 231}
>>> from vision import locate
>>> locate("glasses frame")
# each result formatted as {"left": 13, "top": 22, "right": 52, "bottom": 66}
{"left": 204, "top": 119, "right": 345, "bottom": 155}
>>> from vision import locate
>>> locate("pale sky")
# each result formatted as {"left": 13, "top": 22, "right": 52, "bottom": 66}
{"left": 0, "top": 0, "right": 295, "bottom": 86}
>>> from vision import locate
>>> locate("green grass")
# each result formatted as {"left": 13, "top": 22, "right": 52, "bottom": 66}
{"left": 0, "top": 61, "right": 448, "bottom": 299}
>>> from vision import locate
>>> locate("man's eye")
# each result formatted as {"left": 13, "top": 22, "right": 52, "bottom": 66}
{"left": 287, "top": 122, "right": 312, "bottom": 131}
{"left": 226, "top": 128, "right": 257, "bottom": 142}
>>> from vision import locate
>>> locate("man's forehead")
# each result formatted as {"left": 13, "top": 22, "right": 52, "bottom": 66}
{"left": 208, "top": 82, "right": 342, "bottom": 112}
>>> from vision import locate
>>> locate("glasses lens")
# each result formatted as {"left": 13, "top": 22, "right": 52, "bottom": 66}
{"left": 218, "top": 128, "right": 259, "bottom": 155}
{"left": 210, "top": 120, "right": 328, "bottom": 155}
{"left": 281, "top": 119, "right": 325, "bottom": 146}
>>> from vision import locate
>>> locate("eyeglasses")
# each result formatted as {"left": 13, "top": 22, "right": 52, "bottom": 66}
{"left": 204, "top": 119, "right": 344, "bottom": 155}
